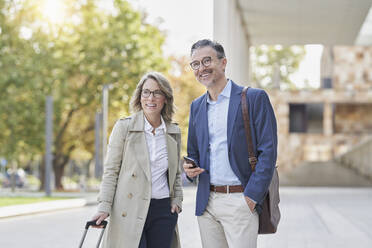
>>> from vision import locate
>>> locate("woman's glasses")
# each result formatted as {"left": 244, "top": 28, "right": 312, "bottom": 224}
{"left": 141, "top": 89, "right": 165, "bottom": 98}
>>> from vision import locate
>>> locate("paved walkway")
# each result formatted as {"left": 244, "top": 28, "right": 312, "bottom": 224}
{"left": 257, "top": 187, "right": 372, "bottom": 248}
{"left": 180, "top": 186, "right": 372, "bottom": 248}
{"left": 1, "top": 186, "right": 372, "bottom": 247}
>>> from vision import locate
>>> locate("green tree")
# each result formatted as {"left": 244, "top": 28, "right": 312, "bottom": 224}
{"left": 167, "top": 56, "right": 205, "bottom": 154}
{"left": 250, "top": 45, "right": 306, "bottom": 89}
{"left": 0, "top": 0, "right": 168, "bottom": 189}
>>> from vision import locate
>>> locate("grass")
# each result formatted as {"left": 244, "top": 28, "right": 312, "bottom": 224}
{"left": 0, "top": 197, "right": 71, "bottom": 207}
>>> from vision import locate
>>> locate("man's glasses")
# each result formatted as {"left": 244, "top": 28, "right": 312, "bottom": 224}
{"left": 141, "top": 89, "right": 165, "bottom": 98}
{"left": 189, "top": 56, "right": 212, "bottom": 70}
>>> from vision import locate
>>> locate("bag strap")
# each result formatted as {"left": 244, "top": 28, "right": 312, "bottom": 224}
{"left": 241, "top": 87, "right": 258, "bottom": 172}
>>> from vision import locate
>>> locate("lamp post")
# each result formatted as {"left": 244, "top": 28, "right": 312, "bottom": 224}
{"left": 95, "top": 111, "right": 102, "bottom": 179}
{"left": 45, "top": 95, "right": 53, "bottom": 196}
{"left": 102, "top": 84, "right": 112, "bottom": 167}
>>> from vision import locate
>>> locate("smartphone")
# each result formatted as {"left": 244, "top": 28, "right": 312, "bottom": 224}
{"left": 183, "top": 156, "right": 199, "bottom": 169}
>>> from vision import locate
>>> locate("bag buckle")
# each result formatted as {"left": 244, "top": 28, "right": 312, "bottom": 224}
{"left": 249, "top": 157, "right": 257, "bottom": 165}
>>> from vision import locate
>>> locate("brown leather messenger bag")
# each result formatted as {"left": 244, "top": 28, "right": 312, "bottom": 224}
{"left": 241, "top": 87, "right": 281, "bottom": 234}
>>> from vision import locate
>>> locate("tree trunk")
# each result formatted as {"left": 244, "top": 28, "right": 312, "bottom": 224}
{"left": 84, "top": 159, "right": 93, "bottom": 178}
{"left": 53, "top": 152, "right": 71, "bottom": 191}
{"left": 39, "top": 153, "right": 71, "bottom": 191}
{"left": 53, "top": 162, "right": 65, "bottom": 191}
{"left": 39, "top": 157, "right": 45, "bottom": 191}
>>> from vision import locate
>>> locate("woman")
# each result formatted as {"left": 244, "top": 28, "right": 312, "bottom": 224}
{"left": 92, "top": 72, "right": 183, "bottom": 248}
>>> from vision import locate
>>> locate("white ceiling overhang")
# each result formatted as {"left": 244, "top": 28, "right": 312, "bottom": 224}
{"left": 237, "top": 0, "right": 372, "bottom": 45}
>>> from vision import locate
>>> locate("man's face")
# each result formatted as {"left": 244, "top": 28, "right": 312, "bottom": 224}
{"left": 190, "top": 46, "right": 226, "bottom": 88}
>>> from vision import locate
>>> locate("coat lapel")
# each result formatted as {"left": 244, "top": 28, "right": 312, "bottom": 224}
{"left": 129, "top": 111, "right": 151, "bottom": 181}
{"left": 227, "top": 81, "right": 243, "bottom": 148}
{"left": 194, "top": 94, "right": 209, "bottom": 170}
{"left": 166, "top": 132, "right": 178, "bottom": 191}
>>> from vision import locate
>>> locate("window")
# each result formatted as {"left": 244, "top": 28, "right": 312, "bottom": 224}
{"left": 289, "top": 103, "right": 324, "bottom": 133}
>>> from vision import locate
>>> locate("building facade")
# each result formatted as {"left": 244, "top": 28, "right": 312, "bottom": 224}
{"left": 268, "top": 46, "right": 372, "bottom": 171}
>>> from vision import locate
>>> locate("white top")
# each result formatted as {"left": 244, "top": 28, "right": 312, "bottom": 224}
{"left": 144, "top": 116, "right": 170, "bottom": 199}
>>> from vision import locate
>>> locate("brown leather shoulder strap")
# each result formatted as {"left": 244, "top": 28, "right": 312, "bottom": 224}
{"left": 241, "top": 87, "right": 258, "bottom": 172}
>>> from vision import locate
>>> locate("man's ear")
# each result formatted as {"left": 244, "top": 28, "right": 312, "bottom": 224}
{"left": 221, "top": 58, "right": 227, "bottom": 71}
{"left": 222, "top": 57, "right": 227, "bottom": 70}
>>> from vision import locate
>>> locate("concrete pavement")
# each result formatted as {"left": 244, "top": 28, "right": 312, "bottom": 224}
{"left": 257, "top": 187, "right": 372, "bottom": 248}
{"left": 1, "top": 186, "right": 372, "bottom": 247}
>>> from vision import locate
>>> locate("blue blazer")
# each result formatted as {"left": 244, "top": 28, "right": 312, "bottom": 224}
{"left": 187, "top": 81, "right": 277, "bottom": 216}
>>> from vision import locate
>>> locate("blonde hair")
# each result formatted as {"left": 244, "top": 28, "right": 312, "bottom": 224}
{"left": 130, "top": 72, "right": 175, "bottom": 123}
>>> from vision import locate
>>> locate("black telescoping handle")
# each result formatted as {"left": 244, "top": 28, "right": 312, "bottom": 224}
{"left": 79, "top": 220, "right": 108, "bottom": 248}
{"left": 85, "top": 220, "right": 108, "bottom": 229}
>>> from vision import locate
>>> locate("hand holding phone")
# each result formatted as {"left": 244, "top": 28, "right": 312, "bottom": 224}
{"left": 183, "top": 156, "right": 199, "bottom": 169}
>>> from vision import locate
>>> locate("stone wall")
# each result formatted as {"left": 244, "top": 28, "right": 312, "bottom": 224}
{"left": 267, "top": 90, "right": 372, "bottom": 171}
{"left": 336, "top": 137, "right": 372, "bottom": 180}
{"left": 334, "top": 103, "right": 372, "bottom": 133}
{"left": 260, "top": 46, "right": 372, "bottom": 173}
{"left": 333, "top": 46, "right": 372, "bottom": 92}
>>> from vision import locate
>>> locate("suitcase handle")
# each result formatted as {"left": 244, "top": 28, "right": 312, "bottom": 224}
{"left": 85, "top": 220, "right": 108, "bottom": 229}
{"left": 79, "top": 220, "right": 108, "bottom": 248}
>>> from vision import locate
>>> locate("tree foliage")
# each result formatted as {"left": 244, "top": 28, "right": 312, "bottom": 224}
{"left": 166, "top": 56, "right": 205, "bottom": 154}
{"left": 0, "top": 0, "right": 168, "bottom": 189}
{"left": 250, "top": 45, "right": 306, "bottom": 89}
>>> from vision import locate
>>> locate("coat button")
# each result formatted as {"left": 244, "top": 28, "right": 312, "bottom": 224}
{"left": 128, "top": 193, "right": 133, "bottom": 199}
{"left": 122, "top": 212, "right": 127, "bottom": 217}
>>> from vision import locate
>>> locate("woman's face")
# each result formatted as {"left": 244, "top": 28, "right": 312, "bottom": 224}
{"left": 140, "top": 78, "right": 166, "bottom": 117}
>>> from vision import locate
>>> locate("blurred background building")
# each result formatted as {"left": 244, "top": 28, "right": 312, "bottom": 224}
{"left": 213, "top": 0, "right": 372, "bottom": 183}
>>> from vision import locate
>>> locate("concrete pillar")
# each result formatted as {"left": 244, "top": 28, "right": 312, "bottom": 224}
{"left": 213, "top": 0, "right": 251, "bottom": 86}
{"left": 323, "top": 102, "right": 333, "bottom": 136}
{"left": 320, "top": 46, "right": 334, "bottom": 89}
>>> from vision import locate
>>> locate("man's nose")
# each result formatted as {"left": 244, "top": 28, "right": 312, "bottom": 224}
{"left": 199, "top": 63, "right": 207, "bottom": 71}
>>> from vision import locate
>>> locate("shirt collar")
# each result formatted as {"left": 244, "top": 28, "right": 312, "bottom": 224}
{"left": 207, "top": 79, "right": 232, "bottom": 103}
{"left": 144, "top": 115, "right": 167, "bottom": 133}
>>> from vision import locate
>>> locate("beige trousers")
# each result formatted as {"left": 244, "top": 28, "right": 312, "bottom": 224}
{"left": 197, "top": 191, "right": 259, "bottom": 248}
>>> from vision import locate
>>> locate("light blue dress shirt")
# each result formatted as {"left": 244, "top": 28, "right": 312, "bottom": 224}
{"left": 207, "top": 80, "right": 241, "bottom": 186}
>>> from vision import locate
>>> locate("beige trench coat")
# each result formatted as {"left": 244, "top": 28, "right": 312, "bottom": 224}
{"left": 97, "top": 111, "right": 183, "bottom": 248}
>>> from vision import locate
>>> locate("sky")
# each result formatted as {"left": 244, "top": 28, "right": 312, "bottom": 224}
{"left": 290, "top": 45, "right": 322, "bottom": 88}
{"left": 128, "top": 0, "right": 213, "bottom": 56}
{"left": 127, "top": 0, "right": 322, "bottom": 87}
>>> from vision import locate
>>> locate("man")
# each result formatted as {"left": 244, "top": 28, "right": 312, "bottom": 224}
{"left": 183, "top": 39, "right": 277, "bottom": 248}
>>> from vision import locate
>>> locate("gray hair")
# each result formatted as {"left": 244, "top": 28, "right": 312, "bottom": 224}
{"left": 130, "top": 72, "right": 175, "bottom": 123}
{"left": 190, "top": 39, "right": 226, "bottom": 59}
